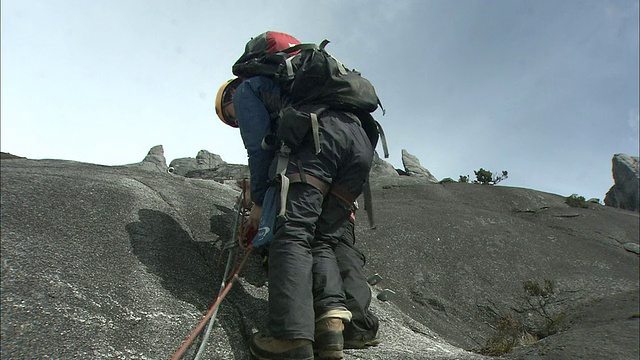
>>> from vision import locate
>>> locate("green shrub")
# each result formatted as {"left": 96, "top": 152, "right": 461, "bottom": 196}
{"left": 522, "top": 279, "right": 564, "bottom": 338}
{"left": 459, "top": 175, "right": 470, "bottom": 183}
{"left": 565, "top": 194, "right": 589, "bottom": 208}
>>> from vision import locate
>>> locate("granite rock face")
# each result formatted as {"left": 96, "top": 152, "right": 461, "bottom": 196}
{"left": 1, "top": 155, "right": 638, "bottom": 360}
{"left": 604, "top": 153, "right": 640, "bottom": 212}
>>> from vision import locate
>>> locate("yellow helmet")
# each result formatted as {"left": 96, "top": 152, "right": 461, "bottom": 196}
{"left": 215, "top": 78, "right": 243, "bottom": 128}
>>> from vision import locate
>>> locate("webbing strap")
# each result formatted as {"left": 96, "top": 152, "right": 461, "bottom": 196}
{"left": 278, "top": 175, "right": 290, "bottom": 218}
{"left": 287, "top": 173, "right": 330, "bottom": 195}
{"left": 331, "top": 181, "right": 375, "bottom": 229}
{"left": 328, "top": 183, "right": 356, "bottom": 205}
{"left": 376, "top": 120, "right": 389, "bottom": 158}
{"left": 310, "top": 112, "right": 321, "bottom": 154}
{"left": 281, "top": 170, "right": 375, "bottom": 229}
{"left": 285, "top": 57, "right": 295, "bottom": 78}
{"left": 289, "top": 173, "right": 366, "bottom": 228}
{"left": 275, "top": 144, "right": 292, "bottom": 218}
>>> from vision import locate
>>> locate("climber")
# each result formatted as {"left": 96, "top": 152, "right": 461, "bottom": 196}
{"left": 215, "top": 70, "right": 377, "bottom": 359}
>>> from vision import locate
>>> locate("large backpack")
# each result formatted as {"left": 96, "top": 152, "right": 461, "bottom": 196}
{"left": 233, "top": 34, "right": 387, "bottom": 157}
{"left": 276, "top": 40, "right": 386, "bottom": 154}
{"left": 277, "top": 40, "right": 383, "bottom": 114}
{"left": 233, "top": 32, "right": 388, "bottom": 231}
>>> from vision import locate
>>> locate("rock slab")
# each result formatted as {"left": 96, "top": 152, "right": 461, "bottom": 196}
{"left": 604, "top": 153, "right": 639, "bottom": 212}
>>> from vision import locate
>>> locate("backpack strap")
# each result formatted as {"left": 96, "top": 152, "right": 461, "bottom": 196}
{"left": 275, "top": 144, "right": 291, "bottom": 218}
{"left": 310, "top": 112, "right": 321, "bottom": 154}
{"left": 376, "top": 120, "right": 389, "bottom": 158}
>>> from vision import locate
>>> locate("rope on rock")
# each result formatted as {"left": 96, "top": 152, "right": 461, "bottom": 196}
{"left": 171, "top": 248, "right": 253, "bottom": 360}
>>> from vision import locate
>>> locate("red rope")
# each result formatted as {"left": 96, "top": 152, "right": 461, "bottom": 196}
{"left": 170, "top": 249, "right": 253, "bottom": 360}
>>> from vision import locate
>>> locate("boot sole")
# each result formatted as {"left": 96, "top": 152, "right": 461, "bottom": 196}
{"left": 315, "top": 349, "right": 344, "bottom": 359}
{"left": 343, "top": 337, "right": 381, "bottom": 349}
{"left": 250, "top": 347, "right": 314, "bottom": 360}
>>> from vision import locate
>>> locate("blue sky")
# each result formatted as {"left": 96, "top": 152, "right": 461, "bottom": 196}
{"left": 2, "top": 0, "right": 638, "bottom": 201}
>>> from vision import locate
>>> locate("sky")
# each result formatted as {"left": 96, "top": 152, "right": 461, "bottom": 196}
{"left": 1, "top": 0, "right": 638, "bottom": 201}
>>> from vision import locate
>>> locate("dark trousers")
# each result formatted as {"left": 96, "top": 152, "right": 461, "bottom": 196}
{"left": 336, "top": 221, "right": 379, "bottom": 338}
{"left": 267, "top": 111, "right": 373, "bottom": 340}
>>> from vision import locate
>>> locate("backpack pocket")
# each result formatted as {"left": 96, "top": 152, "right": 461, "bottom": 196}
{"left": 277, "top": 106, "right": 323, "bottom": 153}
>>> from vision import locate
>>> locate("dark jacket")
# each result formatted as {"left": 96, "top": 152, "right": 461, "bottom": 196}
{"left": 233, "top": 76, "right": 287, "bottom": 206}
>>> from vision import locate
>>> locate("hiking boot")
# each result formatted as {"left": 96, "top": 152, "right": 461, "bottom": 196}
{"left": 315, "top": 318, "right": 344, "bottom": 359}
{"left": 314, "top": 309, "right": 352, "bottom": 359}
{"left": 343, "top": 331, "right": 381, "bottom": 349}
{"left": 249, "top": 332, "right": 313, "bottom": 360}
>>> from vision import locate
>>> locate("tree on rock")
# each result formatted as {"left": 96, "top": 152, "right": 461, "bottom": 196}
{"left": 473, "top": 168, "right": 508, "bottom": 185}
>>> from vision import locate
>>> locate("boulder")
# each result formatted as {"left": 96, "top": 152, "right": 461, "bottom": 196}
{"left": 604, "top": 153, "right": 639, "bottom": 212}
{"left": 401, "top": 149, "right": 438, "bottom": 182}
{"left": 124, "top": 145, "right": 168, "bottom": 173}
{"left": 168, "top": 150, "right": 225, "bottom": 176}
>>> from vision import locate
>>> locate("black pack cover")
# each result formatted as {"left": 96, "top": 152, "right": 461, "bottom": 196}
{"left": 232, "top": 31, "right": 301, "bottom": 78}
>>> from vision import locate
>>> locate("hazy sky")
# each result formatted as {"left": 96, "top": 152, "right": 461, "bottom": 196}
{"left": 2, "top": 0, "right": 638, "bottom": 201}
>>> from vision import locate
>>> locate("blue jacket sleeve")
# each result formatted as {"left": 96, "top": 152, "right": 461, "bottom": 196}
{"left": 234, "top": 77, "right": 279, "bottom": 206}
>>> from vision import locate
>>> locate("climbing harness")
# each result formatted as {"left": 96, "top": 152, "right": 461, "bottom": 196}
{"left": 171, "top": 181, "right": 253, "bottom": 360}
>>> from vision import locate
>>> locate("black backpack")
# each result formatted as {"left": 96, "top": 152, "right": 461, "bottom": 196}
{"left": 233, "top": 38, "right": 388, "bottom": 157}
{"left": 277, "top": 41, "right": 382, "bottom": 114}
{"left": 276, "top": 40, "right": 386, "bottom": 154}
